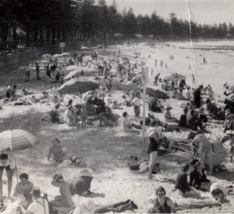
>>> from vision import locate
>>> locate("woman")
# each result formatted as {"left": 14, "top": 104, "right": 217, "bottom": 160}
{"left": 48, "top": 139, "right": 65, "bottom": 163}
{"left": 50, "top": 174, "right": 74, "bottom": 208}
{"left": 13, "top": 173, "right": 34, "bottom": 209}
{"left": 210, "top": 183, "right": 228, "bottom": 203}
{"left": 175, "top": 164, "right": 201, "bottom": 198}
{"left": 146, "top": 127, "right": 164, "bottom": 179}
{"left": 148, "top": 186, "right": 175, "bottom": 213}
{"left": 122, "top": 112, "right": 142, "bottom": 132}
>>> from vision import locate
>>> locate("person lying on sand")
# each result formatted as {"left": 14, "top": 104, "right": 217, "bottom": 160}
{"left": 210, "top": 183, "right": 228, "bottom": 203}
{"left": 98, "top": 112, "right": 118, "bottom": 127}
{"left": 147, "top": 186, "right": 175, "bottom": 213}
{"left": 72, "top": 199, "right": 138, "bottom": 214}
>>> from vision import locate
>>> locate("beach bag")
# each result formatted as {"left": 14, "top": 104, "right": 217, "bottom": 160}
{"left": 128, "top": 156, "right": 139, "bottom": 170}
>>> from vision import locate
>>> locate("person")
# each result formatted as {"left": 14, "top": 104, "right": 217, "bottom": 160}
{"left": 147, "top": 186, "right": 175, "bottom": 213}
{"left": 46, "top": 65, "right": 51, "bottom": 78}
{"left": 12, "top": 85, "right": 17, "bottom": 98}
{"left": 35, "top": 63, "right": 40, "bottom": 80}
{"left": 49, "top": 103, "right": 61, "bottom": 123}
{"left": 179, "top": 79, "right": 186, "bottom": 99}
{"left": 64, "top": 105, "right": 77, "bottom": 127}
{"left": 227, "top": 137, "right": 234, "bottom": 163}
{"left": 98, "top": 112, "right": 118, "bottom": 127}
{"left": 154, "top": 73, "right": 160, "bottom": 86}
{"left": 187, "top": 109, "right": 204, "bottom": 131}
{"left": 13, "top": 173, "right": 34, "bottom": 208}
{"left": 193, "top": 85, "right": 203, "bottom": 108}
{"left": 6, "top": 84, "right": 12, "bottom": 98}
{"left": 72, "top": 199, "right": 138, "bottom": 214}
{"left": 164, "top": 106, "right": 178, "bottom": 123}
{"left": 192, "top": 74, "right": 196, "bottom": 84}
{"left": 122, "top": 112, "right": 142, "bottom": 132}
{"left": 188, "top": 132, "right": 213, "bottom": 175}
{"left": 146, "top": 127, "right": 164, "bottom": 179}
{"left": 110, "top": 101, "right": 121, "bottom": 109}
{"left": 199, "top": 108, "right": 208, "bottom": 126}
{"left": 223, "top": 108, "right": 234, "bottom": 132}
{"left": 80, "top": 106, "right": 88, "bottom": 127}
{"left": 178, "top": 108, "right": 188, "bottom": 128}
{"left": 104, "top": 94, "right": 112, "bottom": 107}
{"left": 148, "top": 97, "right": 162, "bottom": 114}
{"left": 0, "top": 153, "right": 15, "bottom": 197}
{"left": 25, "top": 64, "right": 30, "bottom": 82}
{"left": 185, "top": 86, "right": 191, "bottom": 100}
{"left": 50, "top": 174, "right": 74, "bottom": 208}
{"left": 210, "top": 183, "right": 228, "bottom": 203}
{"left": 20, "top": 187, "right": 49, "bottom": 214}
{"left": 189, "top": 162, "right": 203, "bottom": 190}
{"left": 48, "top": 139, "right": 65, "bottom": 163}
{"left": 175, "top": 164, "right": 201, "bottom": 197}
{"left": 206, "top": 99, "right": 224, "bottom": 120}
{"left": 131, "top": 92, "right": 141, "bottom": 117}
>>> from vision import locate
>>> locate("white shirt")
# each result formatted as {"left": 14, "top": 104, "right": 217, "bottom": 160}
{"left": 27, "top": 198, "right": 49, "bottom": 214}
{"left": 132, "top": 97, "right": 141, "bottom": 106}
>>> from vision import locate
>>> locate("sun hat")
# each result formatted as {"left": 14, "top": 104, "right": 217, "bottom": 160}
{"left": 146, "top": 127, "right": 164, "bottom": 140}
{"left": 74, "top": 200, "right": 95, "bottom": 214}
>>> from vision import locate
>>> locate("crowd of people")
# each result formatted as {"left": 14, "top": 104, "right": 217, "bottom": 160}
{"left": 1, "top": 42, "right": 234, "bottom": 214}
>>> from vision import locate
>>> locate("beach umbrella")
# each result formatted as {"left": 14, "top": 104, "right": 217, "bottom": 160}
{"left": 53, "top": 54, "right": 62, "bottom": 58}
{"left": 146, "top": 86, "right": 170, "bottom": 99}
{"left": 81, "top": 47, "right": 89, "bottom": 50}
{"left": 166, "top": 73, "right": 186, "bottom": 82}
{"left": 42, "top": 54, "right": 52, "bottom": 59}
{"left": 61, "top": 53, "right": 71, "bottom": 58}
{"left": 69, "top": 169, "right": 93, "bottom": 196}
{"left": 58, "top": 77, "right": 99, "bottom": 95}
{"left": 0, "top": 129, "right": 37, "bottom": 152}
{"left": 63, "top": 69, "right": 84, "bottom": 81}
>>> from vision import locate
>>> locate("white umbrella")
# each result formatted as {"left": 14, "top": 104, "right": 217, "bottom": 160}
{"left": 42, "top": 54, "right": 52, "bottom": 59}
{"left": 81, "top": 47, "right": 90, "bottom": 50}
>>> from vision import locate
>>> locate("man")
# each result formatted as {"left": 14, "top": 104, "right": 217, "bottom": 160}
{"left": 49, "top": 103, "right": 60, "bottom": 123}
{"left": 25, "top": 64, "right": 30, "bottom": 82}
{"left": 131, "top": 92, "right": 141, "bottom": 117}
{"left": 154, "top": 73, "right": 160, "bottom": 86}
{"left": 0, "top": 153, "right": 15, "bottom": 197}
{"left": 193, "top": 85, "right": 203, "bottom": 108}
{"left": 35, "top": 63, "right": 40, "bottom": 80}
{"left": 21, "top": 187, "right": 49, "bottom": 214}
{"left": 187, "top": 109, "right": 204, "bottom": 131}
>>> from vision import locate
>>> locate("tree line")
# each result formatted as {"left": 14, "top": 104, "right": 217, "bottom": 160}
{"left": 1, "top": 0, "right": 234, "bottom": 50}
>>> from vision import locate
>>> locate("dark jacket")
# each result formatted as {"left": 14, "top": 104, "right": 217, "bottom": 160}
{"left": 175, "top": 172, "right": 190, "bottom": 194}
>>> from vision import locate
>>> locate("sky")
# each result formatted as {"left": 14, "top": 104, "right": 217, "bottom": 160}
{"left": 105, "top": 0, "right": 234, "bottom": 25}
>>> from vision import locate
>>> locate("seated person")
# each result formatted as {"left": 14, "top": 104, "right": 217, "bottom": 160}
{"left": 148, "top": 97, "right": 162, "bottom": 113}
{"left": 199, "top": 108, "right": 208, "bottom": 126}
{"left": 210, "top": 183, "right": 228, "bottom": 203}
{"left": 224, "top": 108, "right": 234, "bottom": 133}
{"left": 13, "top": 173, "right": 34, "bottom": 209}
{"left": 64, "top": 105, "right": 78, "bottom": 127}
{"left": 187, "top": 110, "right": 204, "bottom": 131}
{"left": 110, "top": 101, "right": 122, "bottom": 109}
{"left": 49, "top": 103, "right": 61, "bottom": 123}
{"left": 206, "top": 99, "right": 225, "bottom": 120}
{"left": 72, "top": 199, "right": 138, "bottom": 214}
{"left": 104, "top": 94, "right": 112, "bottom": 107}
{"left": 164, "top": 106, "right": 178, "bottom": 123}
{"left": 178, "top": 108, "right": 188, "bottom": 128}
{"left": 122, "top": 112, "right": 142, "bottom": 132}
{"left": 85, "top": 99, "right": 96, "bottom": 116}
{"left": 31, "top": 96, "right": 40, "bottom": 103}
{"left": 98, "top": 112, "right": 118, "bottom": 127}
{"left": 147, "top": 186, "right": 175, "bottom": 214}
{"left": 48, "top": 139, "right": 65, "bottom": 163}
{"left": 174, "top": 164, "right": 201, "bottom": 198}
{"left": 50, "top": 174, "right": 74, "bottom": 209}
{"left": 189, "top": 162, "right": 203, "bottom": 190}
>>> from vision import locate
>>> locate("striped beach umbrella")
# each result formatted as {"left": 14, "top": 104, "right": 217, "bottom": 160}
{"left": 0, "top": 129, "right": 37, "bottom": 152}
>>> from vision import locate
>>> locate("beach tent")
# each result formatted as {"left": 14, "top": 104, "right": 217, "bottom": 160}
{"left": 58, "top": 77, "right": 99, "bottom": 95}
{"left": 146, "top": 86, "right": 170, "bottom": 99}
{"left": 205, "top": 140, "right": 227, "bottom": 166}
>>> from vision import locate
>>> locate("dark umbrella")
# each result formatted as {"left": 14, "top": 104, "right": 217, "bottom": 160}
{"left": 69, "top": 169, "right": 93, "bottom": 196}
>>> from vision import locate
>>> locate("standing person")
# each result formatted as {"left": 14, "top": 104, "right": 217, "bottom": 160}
{"left": 131, "top": 92, "right": 141, "bottom": 117}
{"left": 192, "top": 74, "right": 196, "bottom": 84}
{"left": 154, "top": 73, "right": 160, "bottom": 86}
{"left": 0, "top": 153, "right": 15, "bottom": 197}
{"left": 155, "top": 59, "right": 157, "bottom": 67}
{"left": 193, "top": 85, "right": 203, "bottom": 108}
{"left": 6, "top": 84, "right": 12, "bottom": 98}
{"left": 13, "top": 173, "right": 34, "bottom": 209}
{"left": 151, "top": 69, "right": 154, "bottom": 77}
{"left": 35, "top": 63, "right": 40, "bottom": 80}
{"left": 25, "top": 64, "right": 30, "bottom": 82}
{"left": 20, "top": 187, "right": 49, "bottom": 214}
{"left": 188, "top": 132, "right": 213, "bottom": 175}
{"left": 146, "top": 127, "right": 164, "bottom": 179}
{"left": 160, "top": 60, "right": 163, "bottom": 68}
